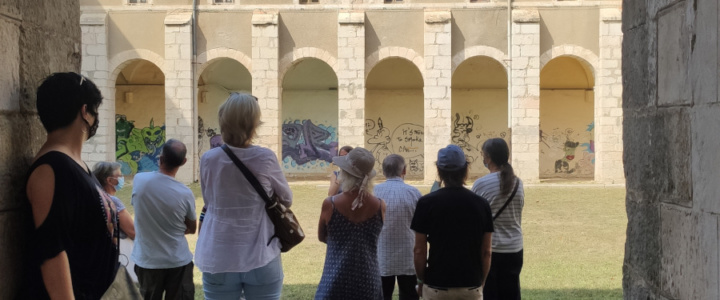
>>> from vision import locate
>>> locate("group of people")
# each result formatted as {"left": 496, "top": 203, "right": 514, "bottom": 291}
{"left": 24, "top": 72, "right": 524, "bottom": 300}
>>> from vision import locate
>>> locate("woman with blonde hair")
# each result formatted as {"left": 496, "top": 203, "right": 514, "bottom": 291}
{"left": 316, "top": 147, "right": 386, "bottom": 300}
{"left": 195, "top": 93, "right": 292, "bottom": 300}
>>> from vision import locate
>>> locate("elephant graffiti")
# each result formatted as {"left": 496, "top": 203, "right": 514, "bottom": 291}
{"left": 282, "top": 119, "right": 338, "bottom": 166}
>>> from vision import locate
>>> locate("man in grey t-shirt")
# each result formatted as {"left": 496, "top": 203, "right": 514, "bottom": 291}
{"left": 132, "top": 139, "right": 197, "bottom": 300}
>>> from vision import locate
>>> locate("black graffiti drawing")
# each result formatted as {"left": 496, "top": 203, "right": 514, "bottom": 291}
{"left": 452, "top": 113, "right": 475, "bottom": 151}
{"left": 282, "top": 119, "right": 338, "bottom": 165}
{"left": 197, "top": 116, "right": 223, "bottom": 157}
{"left": 555, "top": 140, "right": 580, "bottom": 173}
{"left": 366, "top": 118, "right": 393, "bottom": 169}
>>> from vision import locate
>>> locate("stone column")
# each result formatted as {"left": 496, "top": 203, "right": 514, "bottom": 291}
{"left": 423, "top": 11, "right": 452, "bottom": 183}
{"left": 337, "top": 11, "right": 365, "bottom": 149}
{"left": 164, "top": 12, "right": 194, "bottom": 183}
{"left": 251, "top": 11, "right": 280, "bottom": 155}
{"left": 510, "top": 10, "right": 540, "bottom": 183}
{"left": 80, "top": 13, "right": 112, "bottom": 168}
{"left": 596, "top": 8, "right": 624, "bottom": 184}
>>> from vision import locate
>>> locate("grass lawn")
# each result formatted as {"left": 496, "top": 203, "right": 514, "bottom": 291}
{"left": 117, "top": 182, "right": 625, "bottom": 300}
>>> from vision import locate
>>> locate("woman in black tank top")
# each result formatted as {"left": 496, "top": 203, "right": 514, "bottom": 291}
{"left": 24, "top": 73, "right": 119, "bottom": 299}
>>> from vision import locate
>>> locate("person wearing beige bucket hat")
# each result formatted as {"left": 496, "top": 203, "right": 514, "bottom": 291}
{"left": 316, "top": 147, "right": 386, "bottom": 300}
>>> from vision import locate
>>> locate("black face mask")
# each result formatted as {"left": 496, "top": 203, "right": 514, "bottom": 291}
{"left": 83, "top": 112, "right": 99, "bottom": 140}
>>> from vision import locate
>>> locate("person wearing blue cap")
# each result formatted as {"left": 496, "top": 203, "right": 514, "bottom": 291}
{"left": 410, "top": 145, "right": 494, "bottom": 299}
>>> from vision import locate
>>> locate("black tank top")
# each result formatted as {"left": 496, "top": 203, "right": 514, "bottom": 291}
{"left": 23, "top": 151, "right": 119, "bottom": 299}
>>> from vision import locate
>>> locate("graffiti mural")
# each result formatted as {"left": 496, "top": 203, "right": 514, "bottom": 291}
{"left": 450, "top": 112, "right": 511, "bottom": 174}
{"left": 540, "top": 122, "right": 595, "bottom": 177}
{"left": 366, "top": 118, "right": 425, "bottom": 176}
{"left": 282, "top": 119, "right": 338, "bottom": 172}
{"left": 197, "top": 116, "right": 223, "bottom": 160}
{"left": 116, "top": 115, "right": 166, "bottom": 175}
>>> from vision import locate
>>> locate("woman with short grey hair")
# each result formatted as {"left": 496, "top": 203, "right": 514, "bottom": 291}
{"left": 93, "top": 161, "right": 138, "bottom": 282}
{"left": 195, "top": 92, "right": 292, "bottom": 300}
{"left": 92, "top": 162, "right": 135, "bottom": 240}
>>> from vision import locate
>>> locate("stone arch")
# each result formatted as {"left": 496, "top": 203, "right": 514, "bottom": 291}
{"left": 196, "top": 47, "right": 252, "bottom": 82}
{"left": 279, "top": 47, "right": 338, "bottom": 83}
{"left": 451, "top": 45, "right": 509, "bottom": 74}
{"left": 108, "top": 49, "right": 165, "bottom": 84}
{"left": 365, "top": 47, "right": 424, "bottom": 78}
{"left": 540, "top": 45, "right": 598, "bottom": 79}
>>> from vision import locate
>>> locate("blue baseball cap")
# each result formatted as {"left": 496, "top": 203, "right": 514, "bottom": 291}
{"left": 436, "top": 144, "right": 467, "bottom": 171}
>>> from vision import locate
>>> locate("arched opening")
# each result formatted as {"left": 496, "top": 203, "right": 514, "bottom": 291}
{"left": 115, "top": 59, "right": 165, "bottom": 176}
{"left": 540, "top": 56, "right": 595, "bottom": 179}
{"left": 197, "top": 58, "right": 252, "bottom": 162}
{"left": 451, "top": 56, "right": 509, "bottom": 177}
{"left": 365, "top": 58, "right": 424, "bottom": 178}
{"left": 281, "top": 58, "right": 339, "bottom": 177}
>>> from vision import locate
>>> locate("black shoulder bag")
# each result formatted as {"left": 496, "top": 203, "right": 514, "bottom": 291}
{"left": 493, "top": 178, "right": 520, "bottom": 221}
{"left": 221, "top": 144, "right": 305, "bottom": 252}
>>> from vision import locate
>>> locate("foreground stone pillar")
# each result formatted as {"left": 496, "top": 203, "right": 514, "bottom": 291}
{"left": 80, "top": 13, "right": 112, "bottom": 168}
{"left": 252, "top": 11, "right": 280, "bottom": 155}
{"left": 0, "top": 0, "right": 82, "bottom": 296}
{"left": 337, "top": 11, "right": 365, "bottom": 150}
{"left": 623, "top": 0, "right": 720, "bottom": 298}
{"left": 596, "top": 8, "right": 624, "bottom": 184}
{"left": 164, "top": 12, "right": 195, "bottom": 183}
{"left": 423, "top": 10, "right": 452, "bottom": 183}
{"left": 510, "top": 10, "right": 540, "bottom": 183}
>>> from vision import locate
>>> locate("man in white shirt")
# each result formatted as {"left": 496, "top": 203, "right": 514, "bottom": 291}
{"left": 132, "top": 139, "right": 197, "bottom": 300}
{"left": 374, "top": 154, "right": 422, "bottom": 300}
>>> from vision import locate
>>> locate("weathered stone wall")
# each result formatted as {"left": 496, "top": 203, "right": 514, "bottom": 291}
{"left": 623, "top": 0, "right": 720, "bottom": 298}
{"left": 0, "top": 0, "right": 81, "bottom": 297}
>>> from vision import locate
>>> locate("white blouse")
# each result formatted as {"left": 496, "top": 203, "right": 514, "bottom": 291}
{"left": 194, "top": 145, "right": 292, "bottom": 273}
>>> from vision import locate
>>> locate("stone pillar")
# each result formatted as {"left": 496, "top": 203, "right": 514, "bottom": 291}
{"left": 251, "top": 11, "right": 280, "bottom": 155}
{"left": 337, "top": 11, "right": 365, "bottom": 149}
{"left": 423, "top": 10, "right": 452, "bottom": 183}
{"left": 510, "top": 10, "right": 540, "bottom": 183}
{"left": 623, "top": 0, "right": 720, "bottom": 298}
{"left": 80, "top": 13, "right": 112, "bottom": 168}
{"left": 596, "top": 8, "right": 624, "bottom": 184}
{"left": 164, "top": 12, "right": 195, "bottom": 183}
{"left": 0, "top": 0, "right": 81, "bottom": 296}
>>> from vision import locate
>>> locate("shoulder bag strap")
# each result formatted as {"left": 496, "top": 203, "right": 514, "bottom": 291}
{"left": 492, "top": 178, "right": 520, "bottom": 221}
{"left": 220, "top": 144, "right": 274, "bottom": 207}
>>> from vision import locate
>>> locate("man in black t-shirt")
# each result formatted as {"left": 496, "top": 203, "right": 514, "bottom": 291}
{"left": 411, "top": 145, "right": 494, "bottom": 299}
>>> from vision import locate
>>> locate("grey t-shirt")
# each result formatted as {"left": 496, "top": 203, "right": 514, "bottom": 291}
{"left": 131, "top": 171, "right": 196, "bottom": 269}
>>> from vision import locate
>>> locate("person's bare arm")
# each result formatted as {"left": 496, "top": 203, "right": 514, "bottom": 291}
{"left": 327, "top": 172, "right": 340, "bottom": 196}
{"left": 118, "top": 210, "right": 135, "bottom": 240}
{"left": 184, "top": 218, "right": 197, "bottom": 235}
{"left": 27, "top": 165, "right": 74, "bottom": 299}
{"left": 414, "top": 233, "right": 428, "bottom": 298}
{"left": 480, "top": 232, "right": 493, "bottom": 288}
{"left": 318, "top": 198, "right": 332, "bottom": 243}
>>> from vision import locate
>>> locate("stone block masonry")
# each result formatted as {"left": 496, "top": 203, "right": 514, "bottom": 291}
{"left": 0, "top": 0, "right": 82, "bottom": 297}
{"left": 337, "top": 11, "right": 366, "bottom": 149}
{"left": 252, "top": 11, "right": 281, "bottom": 156}
{"left": 164, "top": 12, "right": 195, "bottom": 183}
{"left": 623, "top": 0, "right": 720, "bottom": 298}
{"left": 511, "top": 10, "right": 540, "bottom": 183}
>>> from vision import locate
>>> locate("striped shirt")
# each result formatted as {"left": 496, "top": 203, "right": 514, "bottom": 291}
{"left": 471, "top": 173, "right": 524, "bottom": 253}
{"left": 374, "top": 177, "right": 422, "bottom": 276}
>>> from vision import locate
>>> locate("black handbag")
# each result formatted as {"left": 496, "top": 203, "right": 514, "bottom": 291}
{"left": 493, "top": 178, "right": 520, "bottom": 221}
{"left": 221, "top": 144, "right": 305, "bottom": 252}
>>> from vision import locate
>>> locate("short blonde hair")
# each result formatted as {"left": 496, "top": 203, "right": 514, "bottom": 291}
{"left": 219, "top": 93, "right": 261, "bottom": 147}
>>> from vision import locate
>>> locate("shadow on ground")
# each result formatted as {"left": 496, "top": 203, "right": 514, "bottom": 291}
{"left": 278, "top": 284, "right": 622, "bottom": 300}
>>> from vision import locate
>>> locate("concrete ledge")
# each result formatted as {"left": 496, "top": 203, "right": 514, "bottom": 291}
{"left": 164, "top": 12, "right": 192, "bottom": 25}
{"left": 424, "top": 10, "right": 451, "bottom": 24}
{"left": 80, "top": 13, "right": 106, "bottom": 26}
{"left": 252, "top": 11, "right": 278, "bottom": 25}
{"left": 512, "top": 9, "right": 540, "bottom": 23}
{"left": 338, "top": 11, "right": 364, "bottom": 24}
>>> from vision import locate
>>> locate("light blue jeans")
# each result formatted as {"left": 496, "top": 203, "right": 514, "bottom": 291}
{"left": 202, "top": 255, "right": 284, "bottom": 300}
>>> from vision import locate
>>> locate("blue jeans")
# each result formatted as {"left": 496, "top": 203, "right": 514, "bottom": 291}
{"left": 202, "top": 255, "right": 284, "bottom": 300}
